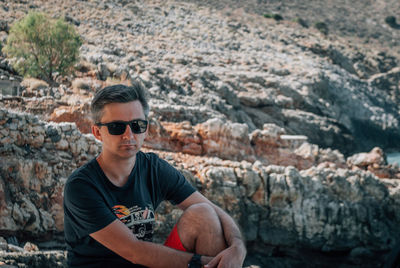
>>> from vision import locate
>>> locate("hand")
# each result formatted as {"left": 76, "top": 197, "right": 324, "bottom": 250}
{"left": 204, "top": 243, "right": 246, "bottom": 268}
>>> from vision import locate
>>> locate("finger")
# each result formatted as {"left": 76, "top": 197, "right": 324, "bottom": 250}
{"left": 204, "top": 255, "right": 221, "bottom": 268}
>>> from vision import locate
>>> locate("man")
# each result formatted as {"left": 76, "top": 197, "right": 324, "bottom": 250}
{"left": 63, "top": 83, "right": 246, "bottom": 268}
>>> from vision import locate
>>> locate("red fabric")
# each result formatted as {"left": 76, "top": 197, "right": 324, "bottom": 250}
{"left": 164, "top": 224, "right": 187, "bottom": 252}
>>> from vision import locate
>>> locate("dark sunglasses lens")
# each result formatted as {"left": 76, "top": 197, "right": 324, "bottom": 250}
{"left": 107, "top": 122, "right": 127, "bottom": 135}
{"left": 130, "top": 120, "right": 148, "bottom": 133}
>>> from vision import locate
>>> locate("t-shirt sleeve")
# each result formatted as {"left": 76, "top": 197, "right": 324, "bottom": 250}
{"left": 155, "top": 156, "right": 196, "bottom": 205}
{"left": 64, "top": 178, "right": 117, "bottom": 238}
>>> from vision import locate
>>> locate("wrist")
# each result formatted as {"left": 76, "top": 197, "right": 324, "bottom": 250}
{"left": 230, "top": 240, "right": 247, "bottom": 258}
{"left": 200, "top": 255, "right": 213, "bottom": 265}
{"left": 229, "top": 236, "right": 244, "bottom": 246}
{"left": 188, "top": 253, "right": 202, "bottom": 268}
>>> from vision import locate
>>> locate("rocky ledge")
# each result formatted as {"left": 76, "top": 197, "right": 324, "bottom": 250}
{"left": 1, "top": 108, "right": 400, "bottom": 267}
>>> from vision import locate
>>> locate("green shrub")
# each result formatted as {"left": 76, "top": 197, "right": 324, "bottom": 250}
{"left": 314, "top": 21, "right": 328, "bottom": 35}
{"left": 385, "top": 16, "right": 396, "bottom": 25}
{"left": 294, "top": 17, "right": 308, "bottom": 28}
{"left": 385, "top": 16, "right": 398, "bottom": 27}
{"left": 2, "top": 12, "right": 82, "bottom": 83}
{"left": 263, "top": 13, "right": 283, "bottom": 21}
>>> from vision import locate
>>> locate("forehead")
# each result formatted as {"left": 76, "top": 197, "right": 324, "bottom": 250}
{"left": 100, "top": 101, "right": 145, "bottom": 122}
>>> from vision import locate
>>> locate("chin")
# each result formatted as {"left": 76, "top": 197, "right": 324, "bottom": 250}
{"left": 113, "top": 148, "right": 137, "bottom": 159}
{"left": 121, "top": 149, "right": 138, "bottom": 155}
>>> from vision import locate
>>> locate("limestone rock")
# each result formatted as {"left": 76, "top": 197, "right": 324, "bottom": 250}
{"left": 347, "top": 147, "right": 400, "bottom": 179}
{"left": 0, "top": 109, "right": 101, "bottom": 236}
{"left": 23, "top": 242, "right": 39, "bottom": 252}
{"left": 347, "top": 147, "right": 387, "bottom": 167}
{"left": 196, "top": 118, "right": 253, "bottom": 161}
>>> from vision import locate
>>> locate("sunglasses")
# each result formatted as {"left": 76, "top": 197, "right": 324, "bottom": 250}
{"left": 95, "top": 119, "right": 148, "bottom": 135}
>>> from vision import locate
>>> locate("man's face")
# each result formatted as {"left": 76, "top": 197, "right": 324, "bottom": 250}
{"left": 92, "top": 100, "right": 147, "bottom": 160}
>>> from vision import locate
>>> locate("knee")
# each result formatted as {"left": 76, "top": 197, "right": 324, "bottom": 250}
{"left": 179, "top": 203, "right": 218, "bottom": 227}
{"left": 178, "top": 203, "right": 221, "bottom": 238}
{"left": 177, "top": 203, "right": 224, "bottom": 253}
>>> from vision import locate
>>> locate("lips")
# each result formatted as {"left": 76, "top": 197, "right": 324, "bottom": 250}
{"left": 119, "top": 143, "right": 137, "bottom": 148}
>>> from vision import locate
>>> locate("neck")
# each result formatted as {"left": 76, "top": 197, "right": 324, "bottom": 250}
{"left": 96, "top": 152, "right": 137, "bottom": 187}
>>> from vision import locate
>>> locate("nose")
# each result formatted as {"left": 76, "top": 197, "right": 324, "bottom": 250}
{"left": 121, "top": 124, "right": 135, "bottom": 139}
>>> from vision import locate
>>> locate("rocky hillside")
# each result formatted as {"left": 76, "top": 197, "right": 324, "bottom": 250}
{"left": 1, "top": 0, "right": 400, "bottom": 267}
{"left": 0, "top": 0, "right": 400, "bottom": 155}
{"left": 181, "top": 0, "right": 400, "bottom": 49}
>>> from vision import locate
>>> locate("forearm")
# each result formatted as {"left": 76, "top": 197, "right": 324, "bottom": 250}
{"left": 90, "top": 219, "right": 212, "bottom": 268}
{"left": 131, "top": 241, "right": 212, "bottom": 268}
{"left": 212, "top": 204, "right": 246, "bottom": 252}
{"left": 196, "top": 204, "right": 247, "bottom": 268}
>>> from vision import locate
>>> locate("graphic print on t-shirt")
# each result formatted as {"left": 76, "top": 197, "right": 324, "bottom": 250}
{"left": 112, "top": 204, "right": 155, "bottom": 241}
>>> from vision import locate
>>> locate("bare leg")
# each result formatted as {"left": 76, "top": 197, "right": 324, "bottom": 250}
{"left": 176, "top": 203, "right": 227, "bottom": 256}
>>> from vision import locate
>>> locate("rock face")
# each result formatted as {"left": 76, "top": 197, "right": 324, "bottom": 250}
{"left": 0, "top": 108, "right": 101, "bottom": 235}
{"left": 0, "top": 251, "right": 66, "bottom": 268}
{"left": 146, "top": 118, "right": 346, "bottom": 170}
{"left": 1, "top": 109, "right": 400, "bottom": 267}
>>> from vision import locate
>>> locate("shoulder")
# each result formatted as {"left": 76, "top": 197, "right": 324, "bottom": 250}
{"left": 137, "top": 151, "right": 178, "bottom": 174}
{"left": 64, "top": 158, "right": 103, "bottom": 202}
{"left": 66, "top": 158, "right": 99, "bottom": 186}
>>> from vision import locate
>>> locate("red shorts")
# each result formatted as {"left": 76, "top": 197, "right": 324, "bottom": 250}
{"left": 164, "top": 224, "right": 187, "bottom": 252}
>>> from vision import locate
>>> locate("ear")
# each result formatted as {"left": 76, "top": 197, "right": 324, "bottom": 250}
{"left": 92, "top": 125, "right": 103, "bottom": 141}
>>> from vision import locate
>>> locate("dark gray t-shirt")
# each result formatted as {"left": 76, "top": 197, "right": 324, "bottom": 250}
{"left": 63, "top": 151, "right": 196, "bottom": 267}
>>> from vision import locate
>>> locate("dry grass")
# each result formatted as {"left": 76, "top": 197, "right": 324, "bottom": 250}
{"left": 20, "top": 78, "right": 49, "bottom": 91}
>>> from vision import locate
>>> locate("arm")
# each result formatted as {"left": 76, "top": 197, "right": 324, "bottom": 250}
{"left": 90, "top": 219, "right": 213, "bottom": 268}
{"left": 178, "top": 191, "right": 247, "bottom": 268}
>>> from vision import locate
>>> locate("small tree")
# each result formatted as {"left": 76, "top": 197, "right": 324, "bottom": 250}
{"left": 314, "top": 21, "right": 329, "bottom": 35}
{"left": 3, "top": 12, "right": 82, "bottom": 83}
{"left": 263, "top": 13, "right": 284, "bottom": 21}
{"left": 385, "top": 16, "right": 399, "bottom": 28}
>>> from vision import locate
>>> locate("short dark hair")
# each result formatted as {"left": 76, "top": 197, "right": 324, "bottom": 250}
{"left": 91, "top": 82, "right": 150, "bottom": 123}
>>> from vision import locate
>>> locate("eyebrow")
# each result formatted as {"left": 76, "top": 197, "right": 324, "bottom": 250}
{"left": 102, "top": 118, "right": 147, "bottom": 123}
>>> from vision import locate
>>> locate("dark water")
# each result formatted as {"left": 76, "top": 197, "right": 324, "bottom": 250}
{"left": 387, "top": 152, "right": 400, "bottom": 166}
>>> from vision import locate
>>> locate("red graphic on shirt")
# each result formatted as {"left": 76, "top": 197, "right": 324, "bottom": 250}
{"left": 112, "top": 205, "right": 130, "bottom": 223}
